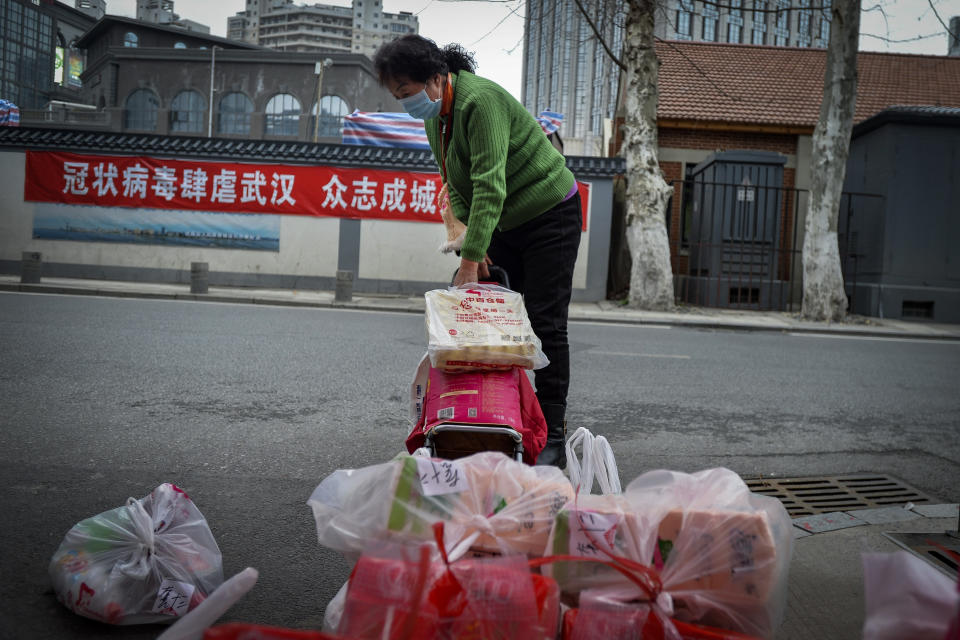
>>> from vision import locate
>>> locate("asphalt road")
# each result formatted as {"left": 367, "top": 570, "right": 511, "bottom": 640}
{"left": 1, "top": 292, "right": 958, "bottom": 639}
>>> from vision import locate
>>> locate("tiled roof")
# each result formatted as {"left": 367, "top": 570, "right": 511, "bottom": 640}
{"left": 656, "top": 41, "right": 960, "bottom": 129}
{"left": 0, "top": 127, "right": 625, "bottom": 177}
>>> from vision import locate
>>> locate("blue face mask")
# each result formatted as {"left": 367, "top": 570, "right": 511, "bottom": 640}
{"left": 400, "top": 88, "right": 442, "bottom": 121}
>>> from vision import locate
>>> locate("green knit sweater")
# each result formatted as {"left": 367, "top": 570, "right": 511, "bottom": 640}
{"left": 424, "top": 71, "right": 575, "bottom": 263}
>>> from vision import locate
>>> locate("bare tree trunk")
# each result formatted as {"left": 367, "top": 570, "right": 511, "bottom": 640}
{"left": 802, "top": 0, "right": 861, "bottom": 321}
{"left": 623, "top": 0, "right": 675, "bottom": 310}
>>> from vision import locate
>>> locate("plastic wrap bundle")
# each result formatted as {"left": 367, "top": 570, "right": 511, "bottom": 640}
{"left": 337, "top": 539, "right": 559, "bottom": 639}
{"left": 49, "top": 483, "right": 223, "bottom": 625}
{"left": 543, "top": 468, "right": 792, "bottom": 639}
{"left": 424, "top": 284, "right": 548, "bottom": 372}
{"left": 308, "top": 451, "right": 574, "bottom": 562}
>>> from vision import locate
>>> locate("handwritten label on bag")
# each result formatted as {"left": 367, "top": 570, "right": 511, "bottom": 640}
{"left": 416, "top": 458, "right": 469, "bottom": 496}
{"left": 151, "top": 579, "right": 195, "bottom": 617}
{"left": 568, "top": 510, "right": 620, "bottom": 557}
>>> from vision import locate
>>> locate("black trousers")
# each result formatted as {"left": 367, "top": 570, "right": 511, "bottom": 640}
{"left": 485, "top": 194, "right": 582, "bottom": 409}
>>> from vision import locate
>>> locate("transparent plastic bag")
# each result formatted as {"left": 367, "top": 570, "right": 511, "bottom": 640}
{"left": 424, "top": 284, "right": 549, "bottom": 372}
{"left": 862, "top": 550, "right": 960, "bottom": 640}
{"left": 308, "top": 452, "right": 574, "bottom": 561}
{"left": 543, "top": 468, "right": 792, "bottom": 639}
{"left": 49, "top": 483, "right": 223, "bottom": 625}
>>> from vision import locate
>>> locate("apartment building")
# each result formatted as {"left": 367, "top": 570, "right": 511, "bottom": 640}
{"left": 136, "top": 0, "right": 210, "bottom": 34}
{"left": 227, "top": 0, "right": 418, "bottom": 57}
{"left": 657, "top": 0, "right": 831, "bottom": 47}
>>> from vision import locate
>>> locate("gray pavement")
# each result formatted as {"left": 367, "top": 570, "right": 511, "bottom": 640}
{"left": 2, "top": 274, "right": 959, "bottom": 639}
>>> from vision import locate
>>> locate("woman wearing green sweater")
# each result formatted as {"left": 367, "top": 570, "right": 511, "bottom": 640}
{"left": 374, "top": 35, "right": 581, "bottom": 469}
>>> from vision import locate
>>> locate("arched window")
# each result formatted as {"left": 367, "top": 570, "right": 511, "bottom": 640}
{"left": 311, "top": 95, "right": 349, "bottom": 139}
{"left": 124, "top": 88, "right": 159, "bottom": 131}
{"left": 218, "top": 92, "right": 253, "bottom": 135}
{"left": 264, "top": 93, "right": 301, "bottom": 136}
{"left": 170, "top": 89, "right": 204, "bottom": 133}
{"left": 174, "top": 42, "right": 187, "bottom": 49}
{"left": 124, "top": 32, "right": 138, "bottom": 47}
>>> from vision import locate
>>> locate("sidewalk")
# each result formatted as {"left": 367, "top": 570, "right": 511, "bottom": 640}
{"left": 3, "top": 274, "right": 959, "bottom": 638}
{"left": 3, "top": 274, "right": 959, "bottom": 341}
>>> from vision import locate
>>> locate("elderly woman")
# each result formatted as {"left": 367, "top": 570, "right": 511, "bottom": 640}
{"left": 374, "top": 34, "right": 581, "bottom": 469}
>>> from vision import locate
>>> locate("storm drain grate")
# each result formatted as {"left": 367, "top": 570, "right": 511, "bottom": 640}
{"left": 744, "top": 474, "right": 936, "bottom": 517}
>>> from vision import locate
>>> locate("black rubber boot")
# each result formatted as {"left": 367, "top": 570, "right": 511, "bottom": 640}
{"left": 535, "top": 403, "right": 567, "bottom": 469}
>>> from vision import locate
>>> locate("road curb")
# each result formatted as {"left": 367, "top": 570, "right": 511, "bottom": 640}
{"left": 3, "top": 282, "right": 958, "bottom": 340}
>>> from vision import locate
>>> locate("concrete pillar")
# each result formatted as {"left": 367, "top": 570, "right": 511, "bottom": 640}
{"left": 190, "top": 262, "right": 209, "bottom": 294}
{"left": 20, "top": 252, "right": 42, "bottom": 284}
{"left": 335, "top": 269, "right": 353, "bottom": 302}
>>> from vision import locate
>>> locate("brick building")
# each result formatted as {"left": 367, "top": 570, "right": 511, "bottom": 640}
{"left": 609, "top": 41, "right": 960, "bottom": 309}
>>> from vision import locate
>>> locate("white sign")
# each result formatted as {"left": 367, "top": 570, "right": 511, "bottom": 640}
{"left": 152, "top": 579, "right": 195, "bottom": 617}
{"left": 416, "top": 458, "right": 470, "bottom": 496}
{"left": 567, "top": 510, "right": 620, "bottom": 558}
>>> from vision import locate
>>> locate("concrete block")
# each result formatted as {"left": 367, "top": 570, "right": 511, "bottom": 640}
{"left": 911, "top": 503, "right": 960, "bottom": 519}
{"left": 844, "top": 506, "right": 923, "bottom": 525}
{"left": 792, "top": 511, "right": 867, "bottom": 534}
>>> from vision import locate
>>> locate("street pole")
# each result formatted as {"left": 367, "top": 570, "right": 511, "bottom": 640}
{"left": 208, "top": 46, "right": 218, "bottom": 137}
{"left": 313, "top": 58, "right": 333, "bottom": 143}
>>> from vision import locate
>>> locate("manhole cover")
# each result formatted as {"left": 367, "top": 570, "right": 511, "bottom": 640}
{"left": 744, "top": 474, "right": 936, "bottom": 517}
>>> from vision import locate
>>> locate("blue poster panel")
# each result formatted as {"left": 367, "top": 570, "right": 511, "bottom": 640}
{"left": 33, "top": 204, "right": 280, "bottom": 252}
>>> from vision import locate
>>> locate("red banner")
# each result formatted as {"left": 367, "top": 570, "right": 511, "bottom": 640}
{"left": 24, "top": 150, "right": 589, "bottom": 230}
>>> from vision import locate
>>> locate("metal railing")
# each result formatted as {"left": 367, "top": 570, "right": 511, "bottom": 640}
{"left": 669, "top": 179, "right": 882, "bottom": 311}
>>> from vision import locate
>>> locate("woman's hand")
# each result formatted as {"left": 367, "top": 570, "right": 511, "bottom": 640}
{"left": 453, "top": 256, "right": 491, "bottom": 287}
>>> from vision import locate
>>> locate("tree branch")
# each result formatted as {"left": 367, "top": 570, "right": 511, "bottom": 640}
{"left": 926, "top": 0, "right": 960, "bottom": 45}
{"left": 572, "top": 0, "right": 627, "bottom": 71}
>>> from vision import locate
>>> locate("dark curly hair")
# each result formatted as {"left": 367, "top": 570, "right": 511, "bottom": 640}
{"left": 373, "top": 34, "right": 476, "bottom": 85}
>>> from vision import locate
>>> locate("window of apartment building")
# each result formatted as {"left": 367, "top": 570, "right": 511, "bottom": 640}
{"left": 676, "top": 0, "right": 693, "bottom": 40}
{"left": 774, "top": 0, "right": 790, "bottom": 46}
{"left": 815, "top": 0, "right": 831, "bottom": 46}
{"left": 751, "top": 0, "right": 767, "bottom": 44}
{"left": 124, "top": 88, "right": 159, "bottom": 131}
{"left": 727, "top": 0, "right": 744, "bottom": 43}
{"left": 702, "top": 3, "right": 719, "bottom": 42}
{"left": 1, "top": 0, "right": 54, "bottom": 109}
{"left": 124, "top": 32, "right": 138, "bottom": 47}
{"left": 796, "top": 0, "right": 812, "bottom": 47}
{"left": 265, "top": 93, "right": 302, "bottom": 136}
{"left": 169, "top": 90, "right": 204, "bottom": 133}
{"left": 218, "top": 92, "right": 253, "bottom": 135}
{"left": 312, "top": 95, "right": 349, "bottom": 138}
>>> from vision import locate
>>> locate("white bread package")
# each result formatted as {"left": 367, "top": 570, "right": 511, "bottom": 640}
{"left": 424, "top": 284, "right": 549, "bottom": 372}
{"left": 543, "top": 468, "right": 792, "bottom": 639}
{"left": 308, "top": 451, "right": 574, "bottom": 562}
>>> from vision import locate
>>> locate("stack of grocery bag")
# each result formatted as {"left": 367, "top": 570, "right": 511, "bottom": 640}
{"left": 406, "top": 282, "right": 551, "bottom": 464}
{"left": 305, "top": 454, "right": 793, "bottom": 639}
{"left": 294, "top": 283, "right": 795, "bottom": 639}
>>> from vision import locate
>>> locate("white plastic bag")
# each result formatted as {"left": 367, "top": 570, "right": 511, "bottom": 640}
{"left": 862, "top": 551, "right": 959, "bottom": 640}
{"left": 566, "top": 427, "right": 622, "bottom": 495}
{"left": 424, "top": 284, "right": 549, "bottom": 372}
{"left": 307, "top": 451, "right": 574, "bottom": 561}
{"left": 49, "top": 483, "right": 223, "bottom": 625}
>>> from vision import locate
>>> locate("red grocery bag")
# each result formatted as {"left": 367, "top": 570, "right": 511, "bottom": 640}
{"left": 338, "top": 524, "right": 558, "bottom": 639}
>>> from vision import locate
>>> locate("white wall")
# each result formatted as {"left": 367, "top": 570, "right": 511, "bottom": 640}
{"left": 2, "top": 149, "right": 595, "bottom": 293}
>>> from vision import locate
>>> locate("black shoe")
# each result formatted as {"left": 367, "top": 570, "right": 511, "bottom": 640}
{"left": 536, "top": 438, "right": 567, "bottom": 469}
{"left": 536, "top": 402, "right": 567, "bottom": 469}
